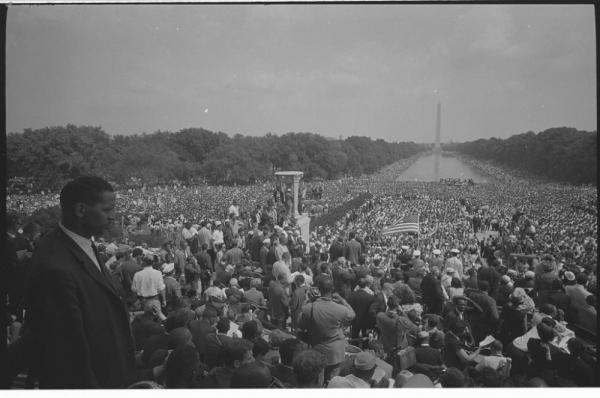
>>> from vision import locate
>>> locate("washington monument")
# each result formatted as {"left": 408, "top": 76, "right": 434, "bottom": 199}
{"left": 434, "top": 102, "right": 441, "bottom": 153}
{"left": 434, "top": 102, "right": 441, "bottom": 178}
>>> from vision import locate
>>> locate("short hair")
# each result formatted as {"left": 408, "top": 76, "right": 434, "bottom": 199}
{"left": 349, "top": 231, "right": 356, "bottom": 239}
{"left": 319, "top": 263, "right": 330, "bottom": 274}
{"left": 165, "top": 308, "right": 195, "bottom": 332}
{"left": 132, "top": 247, "right": 144, "bottom": 257}
{"left": 230, "top": 362, "right": 272, "bottom": 388}
{"left": 294, "top": 274, "right": 305, "bottom": 286}
{"left": 386, "top": 295, "right": 399, "bottom": 309}
{"left": 279, "top": 338, "right": 304, "bottom": 366}
{"left": 478, "top": 280, "right": 490, "bottom": 292}
{"left": 216, "top": 318, "right": 230, "bottom": 333}
{"left": 586, "top": 294, "right": 596, "bottom": 306}
{"left": 23, "top": 222, "right": 40, "bottom": 235}
{"left": 540, "top": 317, "right": 556, "bottom": 328}
{"left": 490, "top": 339, "right": 503, "bottom": 352}
{"left": 537, "top": 322, "right": 554, "bottom": 343}
{"left": 252, "top": 338, "right": 270, "bottom": 358}
{"left": 60, "top": 176, "right": 113, "bottom": 215}
{"left": 357, "top": 278, "right": 368, "bottom": 289}
{"left": 451, "top": 277, "right": 463, "bottom": 288}
{"left": 539, "top": 303, "right": 557, "bottom": 317}
{"left": 165, "top": 345, "right": 199, "bottom": 388}
{"left": 478, "top": 366, "right": 502, "bottom": 387}
{"left": 430, "top": 330, "right": 445, "bottom": 349}
{"left": 167, "top": 327, "right": 193, "bottom": 350}
{"left": 293, "top": 350, "right": 325, "bottom": 387}
{"left": 317, "top": 276, "right": 334, "bottom": 294}
{"left": 567, "top": 337, "right": 585, "bottom": 357}
{"left": 222, "top": 339, "right": 253, "bottom": 367}
{"left": 241, "top": 320, "right": 259, "bottom": 341}
{"left": 142, "top": 255, "right": 156, "bottom": 267}
{"left": 440, "top": 367, "right": 465, "bottom": 387}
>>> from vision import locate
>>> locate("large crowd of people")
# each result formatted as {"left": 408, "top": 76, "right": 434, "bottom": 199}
{"left": 3, "top": 153, "right": 597, "bottom": 389}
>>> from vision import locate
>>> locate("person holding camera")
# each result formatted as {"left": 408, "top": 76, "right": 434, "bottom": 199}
{"left": 298, "top": 276, "right": 355, "bottom": 382}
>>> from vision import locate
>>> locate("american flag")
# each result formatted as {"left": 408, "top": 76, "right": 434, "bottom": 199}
{"left": 382, "top": 213, "right": 419, "bottom": 235}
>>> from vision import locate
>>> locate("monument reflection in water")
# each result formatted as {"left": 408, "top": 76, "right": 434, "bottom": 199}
{"left": 398, "top": 102, "right": 487, "bottom": 183}
{"left": 397, "top": 153, "right": 488, "bottom": 183}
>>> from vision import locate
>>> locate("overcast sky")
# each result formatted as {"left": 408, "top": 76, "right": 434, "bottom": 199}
{"left": 6, "top": 4, "right": 596, "bottom": 143}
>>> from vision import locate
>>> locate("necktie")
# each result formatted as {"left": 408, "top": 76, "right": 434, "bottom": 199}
{"left": 91, "top": 242, "right": 103, "bottom": 272}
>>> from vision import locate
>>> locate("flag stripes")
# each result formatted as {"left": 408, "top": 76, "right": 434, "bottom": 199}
{"left": 382, "top": 213, "right": 419, "bottom": 235}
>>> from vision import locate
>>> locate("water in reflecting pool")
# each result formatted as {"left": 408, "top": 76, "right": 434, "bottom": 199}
{"left": 397, "top": 153, "right": 489, "bottom": 182}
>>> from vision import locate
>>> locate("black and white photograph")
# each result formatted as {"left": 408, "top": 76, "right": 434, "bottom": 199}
{"left": 2, "top": 1, "right": 597, "bottom": 390}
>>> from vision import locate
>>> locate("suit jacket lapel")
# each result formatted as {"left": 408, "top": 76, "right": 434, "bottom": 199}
{"left": 55, "top": 228, "right": 120, "bottom": 298}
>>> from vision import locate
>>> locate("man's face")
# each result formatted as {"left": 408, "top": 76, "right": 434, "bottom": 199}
{"left": 81, "top": 191, "right": 116, "bottom": 237}
{"left": 456, "top": 299, "right": 468, "bottom": 312}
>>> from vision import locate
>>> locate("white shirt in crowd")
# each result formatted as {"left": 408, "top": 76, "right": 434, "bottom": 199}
{"left": 182, "top": 227, "right": 196, "bottom": 241}
{"left": 228, "top": 204, "right": 240, "bottom": 217}
{"left": 212, "top": 230, "right": 224, "bottom": 246}
{"left": 131, "top": 266, "right": 165, "bottom": 297}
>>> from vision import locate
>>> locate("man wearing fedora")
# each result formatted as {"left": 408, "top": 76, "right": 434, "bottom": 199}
{"left": 328, "top": 351, "right": 388, "bottom": 388}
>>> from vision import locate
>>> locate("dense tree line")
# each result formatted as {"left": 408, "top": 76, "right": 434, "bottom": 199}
{"left": 447, "top": 127, "right": 597, "bottom": 185}
{"left": 7, "top": 125, "right": 425, "bottom": 190}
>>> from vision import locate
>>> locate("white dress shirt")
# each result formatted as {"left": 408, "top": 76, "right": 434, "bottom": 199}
{"left": 59, "top": 222, "right": 101, "bottom": 271}
{"left": 212, "top": 230, "right": 224, "bottom": 246}
{"left": 131, "top": 266, "right": 165, "bottom": 297}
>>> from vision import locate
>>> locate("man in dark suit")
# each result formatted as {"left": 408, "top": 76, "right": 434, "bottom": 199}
{"left": 344, "top": 231, "right": 362, "bottom": 266}
{"left": 329, "top": 236, "right": 346, "bottom": 262}
{"left": 414, "top": 331, "right": 443, "bottom": 366}
{"left": 270, "top": 338, "right": 304, "bottom": 387}
{"left": 420, "top": 266, "right": 445, "bottom": 315}
{"left": 412, "top": 331, "right": 444, "bottom": 381}
{"left": 119, "top": 247, "right": 142, "bottom": 304}
{"left": 368, "top": 283, "right": 393, "bottom": 321}
{"left": 464, "top": 281, "right": 498, "bottom": 343}
{"left": 188, "top": 307, "right": 218, "bottom": 359}
{"left": 18, "top": 176, "right": 154, "bottom": 388}
{"left": 203, "top": 318, "right": 234, "bottom": 368}
{"left": 348, "top": 278, "right": 376, "bottom": 339}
